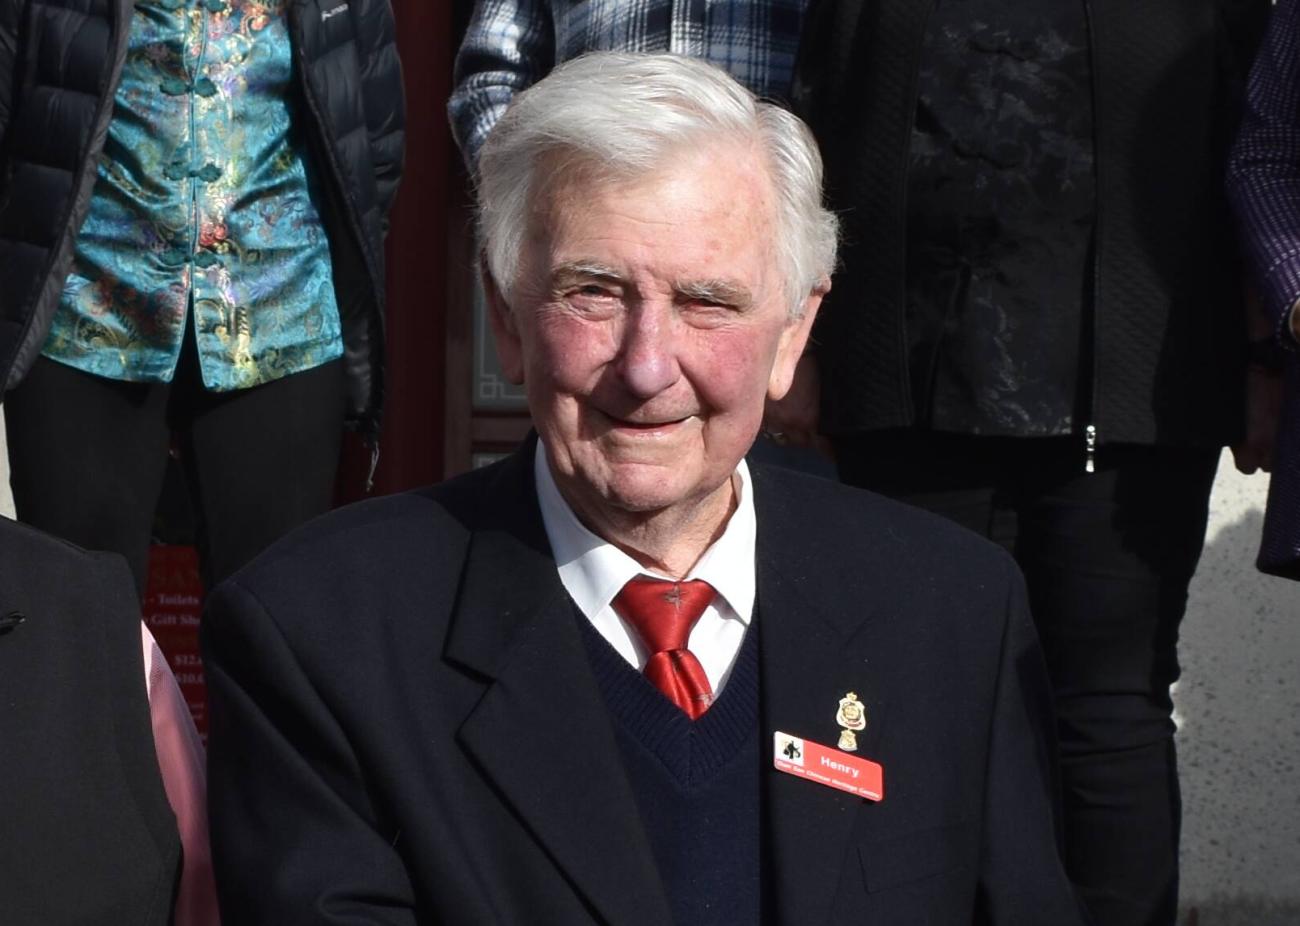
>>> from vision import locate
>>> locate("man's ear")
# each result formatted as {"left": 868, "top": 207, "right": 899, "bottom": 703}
{"left": 482, "top": 258, "right": 526, "bottom": 385}
{"left": 767, "top": 282, "right": 826, "bottom": 400}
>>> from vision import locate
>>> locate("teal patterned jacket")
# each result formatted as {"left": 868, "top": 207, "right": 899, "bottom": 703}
{"left": 44, "top": 0, "right": 343, "bottom": 390}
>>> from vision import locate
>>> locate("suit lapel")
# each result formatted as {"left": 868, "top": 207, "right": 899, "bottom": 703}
{"left": 445, "top": 448, "right": 672, "bottom": 926}
{"left": 752, "top": 466, "right": 888, "bottom": 922}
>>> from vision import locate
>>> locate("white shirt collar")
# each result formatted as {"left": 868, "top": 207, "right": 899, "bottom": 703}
{"left": 534, "top": 442, "right": 756, "bottom": 625}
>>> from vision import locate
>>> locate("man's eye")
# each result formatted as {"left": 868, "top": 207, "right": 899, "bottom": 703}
{"left": 569, "top": 285, "right": 614, "bottom": 299}
{"left": 683, "top": 297, "right": 733, "bottom": 312}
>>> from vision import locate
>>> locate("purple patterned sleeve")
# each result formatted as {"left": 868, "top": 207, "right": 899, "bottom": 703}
{"left": 1228, "top": 0, "right": 1300, "bottom": 345}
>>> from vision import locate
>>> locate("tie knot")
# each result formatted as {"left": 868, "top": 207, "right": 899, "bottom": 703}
{"left": 613, "top": 577, "right": 716, "bottom": 655}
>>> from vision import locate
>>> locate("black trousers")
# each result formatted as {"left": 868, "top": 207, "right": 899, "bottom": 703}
{"left": 835, "top": 431, "right": 1218, "bottom": 926}
{"left": 4, "top": 348, "right": 345, "bottom": 595}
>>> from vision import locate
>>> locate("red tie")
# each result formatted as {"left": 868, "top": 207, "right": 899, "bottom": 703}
{"left": 613, "top": 577, "right": 716, "bottom": 719}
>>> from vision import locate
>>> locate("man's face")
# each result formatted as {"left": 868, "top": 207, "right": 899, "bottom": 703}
{"left": 487, "top": 142, "right": 820, "bottom": 532}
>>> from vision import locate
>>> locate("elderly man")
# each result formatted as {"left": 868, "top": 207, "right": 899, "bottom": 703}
{"left": 204, "top": 54, "right": 1084, "bottom": 924}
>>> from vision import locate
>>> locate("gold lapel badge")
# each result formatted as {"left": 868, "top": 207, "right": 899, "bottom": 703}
{"left": 836, "top": 692, "right": 867, "bottom": 752}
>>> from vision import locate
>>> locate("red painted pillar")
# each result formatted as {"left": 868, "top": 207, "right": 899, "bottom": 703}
{"left": 338, "top": 0, "right": 455, "bottom": 501}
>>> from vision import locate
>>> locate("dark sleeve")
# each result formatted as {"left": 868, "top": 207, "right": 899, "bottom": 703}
{"left": 1219, "top": 0, "right": 1274, "bottom": 91}
{"left": 446, "top": 0, "right": 555, "bottom": 173}
{"left": 0, "top": 1, "right": 21, "bottom": 157}
{"left": 202, "top": 578, "right": 418, "bottom": 925}
{"left": 977, "top": 557, "right": 1090, "bottom": 925}
{"left": 358, "top": 0, "right": 405, "bottom": 228}
{"left": 1227, "top": 0, "right": 1300, "bottom": 343}
{"left": 788, "top": 0, "right": 861, "bottom": 141}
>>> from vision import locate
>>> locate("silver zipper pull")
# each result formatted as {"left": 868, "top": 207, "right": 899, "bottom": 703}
{"left": 365, "top": 441, "right": 381, "bottom": 493}
{"left": 1085, "top": 424, "right": 1097, "bottom": 474}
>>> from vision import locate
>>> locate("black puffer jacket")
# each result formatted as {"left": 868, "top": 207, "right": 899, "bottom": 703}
{"left": 0, "top": 0, "right": 404, "bottom": 436}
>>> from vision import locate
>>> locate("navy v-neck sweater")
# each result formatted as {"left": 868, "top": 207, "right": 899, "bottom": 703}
{"left": 578, "top": 610, "right": 762, "bottom": 926}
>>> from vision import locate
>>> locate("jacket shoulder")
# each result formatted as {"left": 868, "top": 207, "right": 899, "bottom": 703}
{"left": 212, "top": 461, "right": 513, "bottom": 644}
{"left": 0, "top": 518, "right": 136, "bottom": 610}
{"left": 750, "top": 463, "right": 1018, "bottom": 593}
{"left": 0, "top": 525, "right": 178, "bottom": 926}
{"left": 230, "top": 463, "right": 497, "bottom": 590}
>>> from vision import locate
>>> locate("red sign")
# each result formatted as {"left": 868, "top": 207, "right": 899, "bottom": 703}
{"left": 773, "top": 731, "right": 884, "bottom": 801}
{"left": 143, "top": 544, "right": 207, "bottom": 741}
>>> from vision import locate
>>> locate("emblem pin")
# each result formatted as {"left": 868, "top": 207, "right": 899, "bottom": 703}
{"left": 835, "top": 691, "right": 867, "bottom": 752}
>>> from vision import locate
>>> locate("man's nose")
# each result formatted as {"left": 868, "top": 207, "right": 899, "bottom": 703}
{"left": 616, "top": 307, "right": 681, "bottom": 398}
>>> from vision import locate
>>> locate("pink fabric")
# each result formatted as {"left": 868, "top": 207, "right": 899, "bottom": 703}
{"left": 141, "top": 623, "right": 220, "bottom": 926}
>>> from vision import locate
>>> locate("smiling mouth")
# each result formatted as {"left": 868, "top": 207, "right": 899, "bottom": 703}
{"left": 600, "top": 411, "right": 694, "bottom": 432}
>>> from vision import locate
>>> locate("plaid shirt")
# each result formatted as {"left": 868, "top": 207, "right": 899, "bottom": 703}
{"left": 449, "top": 0, "right": 808, "bottom": 169}
{"left": 1229, "top": 0, "right": 1300, "bottom": 344}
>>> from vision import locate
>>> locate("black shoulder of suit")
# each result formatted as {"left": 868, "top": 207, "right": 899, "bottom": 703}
{"left": 0, "top": 518, "right": 181, "bottom": 926}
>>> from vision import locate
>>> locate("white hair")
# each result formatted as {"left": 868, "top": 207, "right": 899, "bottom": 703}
{"left": 475, "top": 53, "right": 839, "bottom": 318}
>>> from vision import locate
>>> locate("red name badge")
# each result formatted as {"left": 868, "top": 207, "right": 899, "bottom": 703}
{"left": 773, "top": 731, "right": 884, "bottom": 801}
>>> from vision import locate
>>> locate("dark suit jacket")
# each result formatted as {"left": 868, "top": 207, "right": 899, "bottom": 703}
{"left": 0, "top": 518, "right": 180, "bottom": 926}
{"left": 204, "top": 447, "right": 1086, "bottom": 924}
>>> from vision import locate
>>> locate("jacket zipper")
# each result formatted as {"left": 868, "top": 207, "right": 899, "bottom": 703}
{"left": 291, "top": 6, "right": 383, "bottom": 492}
{"left": 366, "top": 441, "right": 381, "bottom": 493}
{"left": 1083, "top": 0, "right": 1099, "bottom": 474}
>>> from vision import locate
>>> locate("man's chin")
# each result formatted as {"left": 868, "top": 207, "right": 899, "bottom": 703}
{"left": 595, "top": 469, "right": 734, "bottom": 523}
{"left": 558, "top": 468, "right": 692, "bottom": 519}
{"left": 595, "top": 479, "right": 689, "bottom": 516}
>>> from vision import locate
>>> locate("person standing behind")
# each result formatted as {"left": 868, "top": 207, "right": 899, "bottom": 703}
{"left": 449, "top": 0, "right": 808, "bottom": 171}
{"left": 0, "top": 0, "right": 405, "bottom": 594}
{"left": 786, "top": 1, "right": 1269, "bottom": 924}
{"left": 1229, "top": 0, "right": 1300, "bottom": 580}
